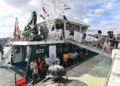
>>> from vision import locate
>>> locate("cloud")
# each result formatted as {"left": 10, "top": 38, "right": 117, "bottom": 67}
{"left": 71, "top": 0, "right": 109, "bottom": 4}
{"left": 95, "top": 8, "right": 105, "bottom": 15}
{"left": 86, "top": 0, "right": 118, "bottom": 17}
{"left": 105, "top": 2, "right": 115, "bottom": 10}
{"left": 64, "top": 0, "right": 87, "bottom": 19}
{"left": 4, "top": 0, "right": 29, "bottom": 8}
{"left": 0, "top": 28, "right": 13, "bottom": 38}
{"left": 65, "top": 0, "right": 109, "bottom": 18}
{"left": 113, "top": 15, "right": 120, "bottom": 20}
{"left": 4, "top": 0, "right": 41, "bottom": 14}
{"left": 57, "top": 0, "right": 120, "bottom": 35}
{"left": 82, "top": 18, "right": 93, "bottom": 25}
{"left": 98, "top": 20, "right": 120, "bottom": 35}
{"left": 0, "top": 0, "right": 41, "bottom": 38}
{"left": 0, "top": 0, "right": 120, "bottom": 38}
{"left": 93, "top": 8, "right": 109, "bottom": 16}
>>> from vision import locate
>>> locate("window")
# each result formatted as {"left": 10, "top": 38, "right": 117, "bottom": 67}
{"left": 80, "top": 26, "right": 87, "bottom": 33}
{"left": 66, "top": 23, "right": 80, "bottom": 31}
{"left": 73, "top": 24, "right": 80, "bottom": 31}
{"left": 15, "top": 47, "right": 20, "bottom": 53}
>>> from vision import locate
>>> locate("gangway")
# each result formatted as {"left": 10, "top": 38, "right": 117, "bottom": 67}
{"left": 66, "top": 39, "right": 111, "bottom": 58}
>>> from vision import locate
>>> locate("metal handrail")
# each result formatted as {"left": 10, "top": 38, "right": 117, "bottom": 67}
{"left": 105, "top": 50, "right": 116, "bottom": 86}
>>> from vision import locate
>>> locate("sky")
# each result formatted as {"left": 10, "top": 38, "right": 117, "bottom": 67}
{"left": 0, "top": 0, "right": 120, "bottom": 38}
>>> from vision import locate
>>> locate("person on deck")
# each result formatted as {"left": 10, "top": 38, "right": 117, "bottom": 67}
{"left": 0, "top": 43, "right": 4, "bottom": 59}
{"left": 82, "top": 33, "right": 86, "bottom": 44}
{"left": 71, "top": 51, "right": 78, "bottom": 64}
{"left": 40, "top": 24, "right": 49, "bottom": 41}
{"left": 79, "top": 48, "right": 86, "bottom": 59}
{"left": 107, "top": 31, "right": 119, "bottom": 50}
{"left": 69, "top": 27, "right": 74, "bottom": 39}
{"left": 94, "top": 30, "right": 104, "bottom": 48}
{"left": 63, "top": 53, "right": 69, "bottom": 67}
{"left": 37, "top": 57, "right": 48, "bottom": 79}
{"left": 30, "top": 58, "right": 40, "bottom": 84}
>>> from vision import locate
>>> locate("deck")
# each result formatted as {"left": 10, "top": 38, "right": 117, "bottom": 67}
{"left": 0, "top": 39, "right": 117, "bottom": 86}
{"left": 0, "top": 54, "right": 112, "bottom": 86}
{"left": 107, "top": 49, "right": 120, "bottom": 86}
{"left": 35, "top": 55, "right": 112, "bottom": 86}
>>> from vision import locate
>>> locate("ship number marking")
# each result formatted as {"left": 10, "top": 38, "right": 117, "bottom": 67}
{"left": 36, "top": 49, "right": 44, "bottom": 53}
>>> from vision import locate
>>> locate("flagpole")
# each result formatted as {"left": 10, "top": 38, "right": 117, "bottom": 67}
{"left": 13, "top": 17, "right": 20, "bottom": 41}
{"left": 4, "top": 34, "right": 5, "bottom": 38}
{"left": 0, "top": 32, "right": 5, "bottom": 38}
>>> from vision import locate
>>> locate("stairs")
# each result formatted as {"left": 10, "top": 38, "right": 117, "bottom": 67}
{"left": 65, "top": 39, "right": 111, "bottom": 58}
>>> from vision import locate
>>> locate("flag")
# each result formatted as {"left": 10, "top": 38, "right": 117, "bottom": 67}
{"left": 64, "top": 5, "right": 71, "bottom": 10}
{"left": 41, "top": 0, "right": 47, "bottom": 14}
{"left": 42, "top": 6, "right": 47, "bottom": 14}
{"left": 13, "top": 17, "right": 20, "bottom": 39}
{"left": 63, "top": 15, "right": 68, "bottom": 21}
{"left": 63, "top": 15, "right": 70, "bottom": 24}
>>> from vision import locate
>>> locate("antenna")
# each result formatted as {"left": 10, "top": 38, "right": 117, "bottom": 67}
{"left": 64, "top": 4, "right": 71, "bottom": 10}
{"left": 52, "top": 0, "right": 64, "bottom": 18}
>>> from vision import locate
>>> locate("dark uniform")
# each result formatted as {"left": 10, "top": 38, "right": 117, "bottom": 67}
{"left": 40, "top": 25, "right": 49, "bottom": 41}
{"left": 107, "top": 31, "right": 119, "bottom": 48}
{"left": 0, "top": 43, "right": 4, "bottom": 59}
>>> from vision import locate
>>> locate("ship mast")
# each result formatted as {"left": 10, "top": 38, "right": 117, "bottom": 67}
{"left": 40, "top": 0, "right": 65, "bottom": 32}
{"left": 40, "top": 0, "right": 64, "bottom": 20}
{"left": 51, "top": 0, "right": 64, "bottom": 18}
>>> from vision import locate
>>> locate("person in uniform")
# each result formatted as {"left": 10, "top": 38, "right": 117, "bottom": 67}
{"left": 30, "top": 58, "right": 40, "bottom": 84}
{"left": 82, "top": 33, "right": 86, "bottom": 44}
{"left": 107, "top": 31, "right": 119, "bottom": 50}
{"left": 69, "top": 27, "right": 74, "bottom": 39}
{"left": 40, "top": 23, "right": 49, "bottom": 41}
{"left": 0, "top": 43, "right": 4, "bottom": 59}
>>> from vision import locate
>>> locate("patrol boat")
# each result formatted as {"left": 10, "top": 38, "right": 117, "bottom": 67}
{"left": 9, "top": 0, "right": 103, "bottom": 85}
{"left": 10, "top": 0, "right": 94, "bottom": 81}
{"left": 0, "top": 1, "right": 114, "bottom": 86}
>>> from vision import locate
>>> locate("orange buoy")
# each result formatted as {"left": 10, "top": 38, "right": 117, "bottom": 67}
{"left": 16, "top": 77, "right": 26, "bottom": 86}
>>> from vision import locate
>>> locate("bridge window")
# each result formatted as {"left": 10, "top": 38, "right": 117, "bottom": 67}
{"left": 55, "top": 19, "right": 64, "bottom": 30}
{"left": 56, "top": 23, "right": 64, "bottom": 30}
{"left": 80, "top": 26, "right": 88, "bottom": 33}
{"left": 74, "top": 24, "right": 80, "bottom": 31}
{"left": 15, "top": 46, "right": 20, "bottom": 53}
{"left": 66, "top": 23, "right": 80, "bottom": 32}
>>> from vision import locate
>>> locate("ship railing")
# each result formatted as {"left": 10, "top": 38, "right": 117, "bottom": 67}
{"left": 47, "top": 31, "right": 63, "bottom": 41}
{"left": 12, "top": 35, "right": 64, "bottom": 42}
{"left": 76, "top": 35, "right": 113, "bottom": 53}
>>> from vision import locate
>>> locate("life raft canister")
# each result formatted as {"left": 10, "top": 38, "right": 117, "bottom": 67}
{"left": 16, "top": 77, "right": 26, "bottom": 86}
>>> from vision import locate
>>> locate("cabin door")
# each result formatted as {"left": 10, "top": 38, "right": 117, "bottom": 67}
{"left": 12, "top": 46, "right": 22, "bottom": 63}
{"left": 49, "top": 45, "right": 56, "bottom": 58}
